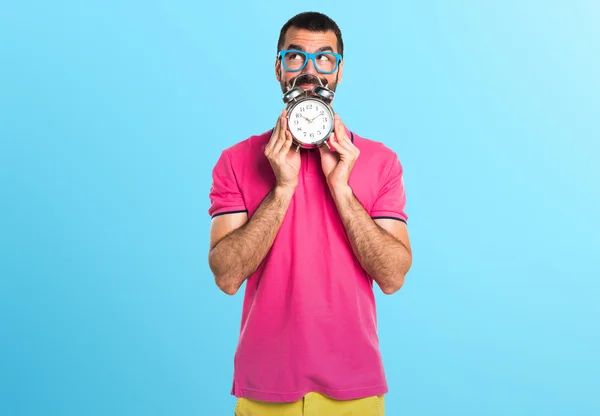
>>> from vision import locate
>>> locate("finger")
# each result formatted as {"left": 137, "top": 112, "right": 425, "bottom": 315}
{"left": 319, "top": 139, "right": 339, "bottom": 163}
{"left": 327, "top": 133, "right": 341, "bottom": 152}
{"left": 333, "top": 116, "right": 359, "bottom": 156}
{"left": 280, "top": 130, "right": 294, "bottom": 155}
{"left": 326, "top": 133, "right": 337, "bottom": 151}
{"left": 271, "top": 115, "right": 288, "bottom": 155}
{"left": 334, "top": 133, "right": 354, "bottom": 154}
{"left": 265, "top": 120, "right": 280, "bottom": 155}
{"left": 271, "top": 132, "right": 287, "bottom": 156}
{"left": 318, "top": 143, "right": 328, "bottom": 155}
{"left": 265, "top": 112, "right": 284, "bottom": 154}
{"left": 333, "top": 123, "right": 350, "bottom": 150}
{"left": 333, "top": 115, "right": 350, "bottom": 142}
{"left": 329, "top": 133, "right": 350, "bottom": 156}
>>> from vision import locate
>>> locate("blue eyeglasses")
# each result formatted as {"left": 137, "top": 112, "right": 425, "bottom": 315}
{"left": 278, "top": 49, "right": 342, "bottom": 74}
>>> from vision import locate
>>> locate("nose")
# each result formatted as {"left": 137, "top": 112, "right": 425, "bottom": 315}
{"left": 302, "top": 56, "right": 318, "bottom": 75}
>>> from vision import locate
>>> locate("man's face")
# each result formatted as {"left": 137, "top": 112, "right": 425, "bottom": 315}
{"left": 276, "top": 27, "right": 344, "bottom": 94}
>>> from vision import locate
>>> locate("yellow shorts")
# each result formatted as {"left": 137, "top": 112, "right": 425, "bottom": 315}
{"left": 234, "top": 391, "right": 385, "bottom": 415}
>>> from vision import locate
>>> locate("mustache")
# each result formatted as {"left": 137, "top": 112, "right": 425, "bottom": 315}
{"left": 290, "top": 74, "right": 328, "bottom": 88}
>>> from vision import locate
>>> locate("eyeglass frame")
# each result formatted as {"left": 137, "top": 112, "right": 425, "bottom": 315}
{"left": 277, "top": 49, "right": 343, "bottom": 74}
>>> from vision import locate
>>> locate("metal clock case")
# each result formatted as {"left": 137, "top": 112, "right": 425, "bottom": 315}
{"left": 282, "top": 77, "right": 336, "bottom": 151}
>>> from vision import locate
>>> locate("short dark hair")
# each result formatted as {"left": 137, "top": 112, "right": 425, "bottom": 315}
{"left": 277, "top": 12, "right": 344, "bottom": 56}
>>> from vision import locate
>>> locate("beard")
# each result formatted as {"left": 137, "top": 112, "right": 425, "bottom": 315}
{"left": 280, "top": 72, "right": 338, "bottom": 94}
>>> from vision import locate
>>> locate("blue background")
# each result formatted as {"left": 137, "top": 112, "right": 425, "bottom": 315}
{"left": 1, "top": 1, "right": 599, "bottom": 415}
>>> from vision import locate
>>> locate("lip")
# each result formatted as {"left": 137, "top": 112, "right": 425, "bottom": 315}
{"left": 299, "top": 84, "right": 316, "bottom": 90}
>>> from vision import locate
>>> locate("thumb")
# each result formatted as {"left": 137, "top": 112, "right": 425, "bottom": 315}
{"left": 319, "top": 140, "right": 332, "bottom": 155}
{"left": 319, "top": 142, "right": 327, "bottom": 155}
{"left": 321, "top": 133, "right": 336, "bottom": 152}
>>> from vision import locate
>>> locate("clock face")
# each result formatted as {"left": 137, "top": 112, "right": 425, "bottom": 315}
{"left": 287, "top": 98, "right": 334, "bottom": 146}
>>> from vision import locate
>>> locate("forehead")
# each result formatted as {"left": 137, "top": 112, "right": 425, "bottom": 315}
{"left": 283, "top": 28, "right": 339, "bottom": 53}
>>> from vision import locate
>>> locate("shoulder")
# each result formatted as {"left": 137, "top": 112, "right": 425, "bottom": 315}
{"left": 220, "top": 129, "right": 273, "bottom": 160}
{"left": 211, "top": 129, "right": 272, "bottom": 174}
{"left": 351, "top": 131, "right": 402, "bottom": 169}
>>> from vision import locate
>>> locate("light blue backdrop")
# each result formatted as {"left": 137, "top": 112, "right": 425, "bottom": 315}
{"left": 1, "top": 1, "right": 598, "bottom": 415}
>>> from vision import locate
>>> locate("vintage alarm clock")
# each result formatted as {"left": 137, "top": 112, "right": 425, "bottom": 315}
{"left": 282, "top": 75, "right": 335, "bottom": 151}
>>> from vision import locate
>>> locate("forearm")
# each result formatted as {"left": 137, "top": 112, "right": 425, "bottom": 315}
{"left": 331, "top": 186, "right": 411, "bottom": 294}
{"left": 209, "top": 185, "right": 294, "bottom": 294}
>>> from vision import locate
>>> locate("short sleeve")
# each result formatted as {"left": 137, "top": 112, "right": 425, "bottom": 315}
{"left": 207, "top": 150, "right": 247, "bottom": 218}
{"left": 370, "top": 153, "right": 408, "bottom": 223}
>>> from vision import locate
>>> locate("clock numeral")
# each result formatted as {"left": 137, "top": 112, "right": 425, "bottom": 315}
{"left": 310, "top": 133, "right": 314, "bottom": 138}
{"left": 323, "top": 118, "right": 328, "bottom": 122}
{"left": 317, "top": 131, "right": 322, "bottom": 136}
{"left": 297, "top": 127, "right": 302, "bottom": 132}
{"left": 296, "top": 113, "right": 302, "bottom": 118}
{"left": 322, "top": 125, "right": 326, "bottom": 130}
{"left": 320, "top": 110, "right": 324, "bottom": 115}
{"left": 303, "top": 132, "right": 307, "bottom": 137}
{"left": 307, "top": 104, "right": 313, "bottom": 110}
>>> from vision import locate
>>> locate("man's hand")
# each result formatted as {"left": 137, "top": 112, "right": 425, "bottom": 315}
{"left": 319, "top": 115, "right": 360, "bottom": 193}
{"left": 209, "top": 110, "right": 300, "bottom": 295}
{"left": 318, "top": 117, "right": 412, "bottom": 294}
{"left": 265, "top": 110, "right": 301, "bottom": 190}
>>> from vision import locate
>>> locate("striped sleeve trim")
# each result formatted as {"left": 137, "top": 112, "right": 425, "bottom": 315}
{"left": 211, "top": 209, "right": 248, "bottom": 218}
{"left": 372, "top": 216, "right": 407, "bottom": 224}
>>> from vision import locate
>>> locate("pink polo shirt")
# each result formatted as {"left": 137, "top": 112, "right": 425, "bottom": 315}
{"left": 208, "top": 127, "right": 408, "bottom": 403}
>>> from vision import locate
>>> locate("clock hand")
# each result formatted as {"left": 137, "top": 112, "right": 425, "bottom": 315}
{"left": 310, "top": 113, "right": 324, "bottom": 122}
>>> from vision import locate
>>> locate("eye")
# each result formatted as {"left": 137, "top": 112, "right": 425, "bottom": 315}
{"left": 316, "top": 53, "right": 332, "bottom": 61}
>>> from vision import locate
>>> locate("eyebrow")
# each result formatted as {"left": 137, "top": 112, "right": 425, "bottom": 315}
{"left": 287, "top": 44, "right": 335, "bottom": 53}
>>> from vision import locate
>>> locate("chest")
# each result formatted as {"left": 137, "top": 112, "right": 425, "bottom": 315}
{"left": 239, "top": 148, "right": 381, "bottom": 218}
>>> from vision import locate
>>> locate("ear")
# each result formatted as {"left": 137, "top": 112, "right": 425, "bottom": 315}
{"left": 337, "top": 59, "right": 344, "bottom": 85}
{"left": 275, "top": 59, "right": 281, "bottom": 82}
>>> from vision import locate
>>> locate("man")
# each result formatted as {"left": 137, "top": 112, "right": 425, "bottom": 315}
{"left": 208, "top": 11, "right": 412, "bottom": 416}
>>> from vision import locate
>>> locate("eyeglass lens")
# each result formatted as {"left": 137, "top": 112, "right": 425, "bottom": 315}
{"left": 282, "top": 51, "right": 338, "bottom": 73}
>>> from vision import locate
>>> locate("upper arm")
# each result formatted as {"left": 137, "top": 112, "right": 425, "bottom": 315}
{"left": 370, "top": 152, "right": 408, "bottom": 224}
{"left": 371, "top": 151, "right": 411, "bottom": 257}
{"left": 210, "top": 212, "right": 248, "bottom": 250}
{"left": 207, "top": 149, "right": 248, "bottom": 249}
